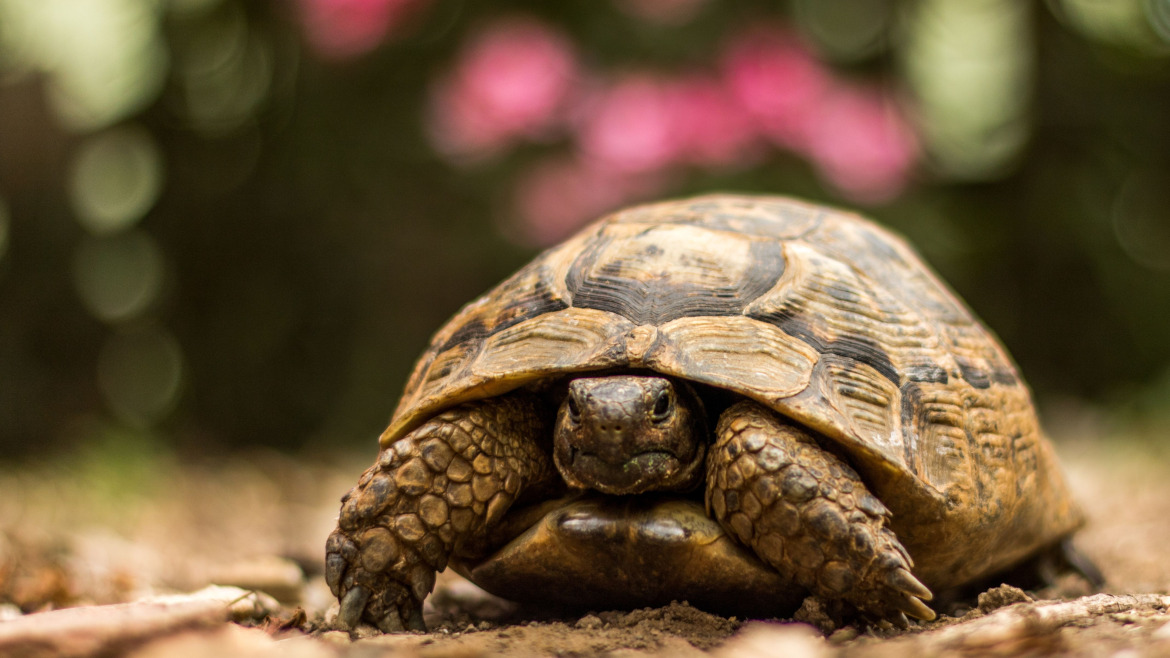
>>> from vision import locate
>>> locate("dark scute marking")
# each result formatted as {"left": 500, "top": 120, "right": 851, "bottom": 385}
{"left": 992, "top": 368, "right": 1017, "bottom": 387}
{"left": 417, "top": 352, "right": 443, "bottom": 384}
{"left": 956, "top": 359, "right": 991, "bottom": 390}
{"left": 564, "top": 233, "right": 614, "bottom": 295}
{"left": 748, "top": 312, "right": 900, "bottom": 385}
{"left": 822, "top": 336, "right": 900, "bottom": 386}
{"left": 437, "top": 268, "right": 568, "bottom": 353}
{"left": 566, "top": 235, "right": 785, "bottom": 325}
{"left": 824, "top": 282, "right": 862, "bottom": 305}
{"left": 905, "top": 364, "right": 948, "bottom": 385}
{"left": 429, "top": 358, "right": 455, "bottom": 381}
{"left": 439, "top": 319, "right": 488, "bottom": 355}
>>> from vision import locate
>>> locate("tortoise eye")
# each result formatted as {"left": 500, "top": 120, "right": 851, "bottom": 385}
{"left": 651, "top": 390, "right": 672, "bottom": 423}
{"left": 566, "top": 395, "right": 581, "bottom": 423}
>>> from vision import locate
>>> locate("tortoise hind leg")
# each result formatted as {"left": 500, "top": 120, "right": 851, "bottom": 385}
{"left": 707, "top": 400, "right": 935, "bottom": 623}
{"left": 326, "top": 392, "right": 556, "bottom": 632}
{"left": 1053, "top": 539, "right": 1104, "bottom": 588}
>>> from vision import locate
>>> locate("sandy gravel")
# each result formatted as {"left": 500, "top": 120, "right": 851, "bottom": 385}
{"left": 2, "top": 432, "right": 1169, "bottom": 657}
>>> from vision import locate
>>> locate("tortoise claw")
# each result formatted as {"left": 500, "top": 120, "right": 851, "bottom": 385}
{"left": 325, "top": 553, "right": 347, "bottom": 597}
{"left": 337, "top": 585, "right": 369, "bottom": 630}
{"left": 892, "top": 593, "right": 936, "bottom": 621}
{"left": 887, "top": 567, "right": 933, "bottom": 602}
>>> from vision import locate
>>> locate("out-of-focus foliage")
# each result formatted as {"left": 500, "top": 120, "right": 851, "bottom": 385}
{"left": 1, "top": 0, "right": 1169, "bottom": 456}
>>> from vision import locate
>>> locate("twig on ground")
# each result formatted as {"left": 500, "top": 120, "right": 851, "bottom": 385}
{"left": 0, "top": 585, "right": 276, "bottom": 658}
{"left": 917, "top": 593, "right": 1170, "bottom": 654}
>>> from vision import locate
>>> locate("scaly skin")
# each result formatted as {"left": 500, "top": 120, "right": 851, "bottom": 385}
{"left": 707, "top": 400, "right": 936, "bottom": 624}
{"left": 326, "top": 393, "right": 555, "bottom": 632}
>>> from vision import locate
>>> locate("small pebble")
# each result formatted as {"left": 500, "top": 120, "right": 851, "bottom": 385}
{"left": 977, "top": 584, "right": 1033, "bottom": 612}
{"left": 576, "top": 614, "right": 603, "bottom": 630}
{"left": 827, "top": 627, "right": 859, "bottom": 644}
{"left": 352, "top": 624, "right": 381, "bottom": 640}
{"left": 318, "top": 631, "right": 353, "bottom": 646}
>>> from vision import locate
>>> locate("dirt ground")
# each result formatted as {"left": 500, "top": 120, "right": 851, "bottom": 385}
{"left": 2, "top": 427, "right": 1170, "bottom": 657}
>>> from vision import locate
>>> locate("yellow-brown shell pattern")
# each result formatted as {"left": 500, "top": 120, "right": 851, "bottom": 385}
{"left": 380, "top": 194, "right": 1081, "bottom": 584}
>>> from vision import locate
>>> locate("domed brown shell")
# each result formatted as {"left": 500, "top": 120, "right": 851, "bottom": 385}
{"left": 380, "top": 194, "right": 1081, "bottom": 587}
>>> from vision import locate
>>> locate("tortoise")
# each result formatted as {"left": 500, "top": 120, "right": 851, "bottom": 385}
{"left": 326, "top": 194, "right": 1089, "bottom": 632}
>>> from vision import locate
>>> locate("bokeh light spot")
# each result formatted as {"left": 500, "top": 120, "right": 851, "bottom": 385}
{"left": 72, "top": 231, "right": 166, "bottom": 322}
{"left": 0, "top": 0, "right": 168, "bottom": 131}
{"left": 175, "top": 4, "right": 273, "bottom": 134}
{"left": 1113, "top": 172, "right": 1170, "bottom": 271}
{"left": 1148, "top": 0, "right": 1170, "bottom": 44}
{"left": 794, "top": 0, "right": 891, "bottom": 62}
{"left": 97, "top": 323, "right": 184, "bottom": 427}
{"left": 903, "top": 0, "right": 1031, "bottom": 179}
{"left": 68, "top": 126, "right": 164, "bottom": 235}
{"left": 1055, "top": 0, "right": 1168, "bottom": 52}
{"left": 175, "top": 1, "right": 249, "bottom": 81}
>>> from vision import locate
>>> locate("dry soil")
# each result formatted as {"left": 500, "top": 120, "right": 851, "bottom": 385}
{"left": 2, "top": 429, "right": 1169, "bottom": 657}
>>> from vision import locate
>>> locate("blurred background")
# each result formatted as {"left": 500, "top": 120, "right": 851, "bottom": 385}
{"left": 1, "top": 0, "right": 1169, "bottom": 461}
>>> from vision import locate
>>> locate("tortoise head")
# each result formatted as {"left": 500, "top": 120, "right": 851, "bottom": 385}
{"left": 553, "top": 375, "right": 706, "bottom": 495}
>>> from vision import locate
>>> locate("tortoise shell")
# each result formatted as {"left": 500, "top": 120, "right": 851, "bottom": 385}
{"left": 381, "top": 194, "right": 1081, "bottom": 587}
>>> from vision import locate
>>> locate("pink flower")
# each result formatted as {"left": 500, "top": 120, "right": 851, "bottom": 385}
{"left": 576, "top": 75, "right": 682, "bottom": 173}
{"left": 576, "top": 74, "right": 757, "bottom": 173}
{"left": 297, "top": 0, "right": 427, "bottom": 60}
{"left": 806, "top": 86, "right": 918, "bottom": 203}
{"left": 720, "top": 25, "right": 918, "bottom": 202}
{"left": 669, "top": 76, "right": 758, "bottom": 168}
{"left": 612, "top": 0, "right": 709, "bottom": 26}
{"left": 721, "top": 26, "right": 830, "bottom": 152}
{"left": 429, "top": 17, "right": 579, "bottom": 162}
{"left": 512, "top": 156, "right": 666, "bottom": 245}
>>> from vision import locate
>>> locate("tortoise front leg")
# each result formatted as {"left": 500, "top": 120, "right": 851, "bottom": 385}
{"left": 326, "top": 393, "right": 556, "bottom": 632}
{"left": 707, "top": 400, "right": 935, "bottom": 624}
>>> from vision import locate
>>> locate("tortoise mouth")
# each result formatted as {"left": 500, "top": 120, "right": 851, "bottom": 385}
{"left": 450, "top": 493, "right": 800, "bottom": 615}
{"left": 561, "top": 449, "right": 695, "bottom": 495}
